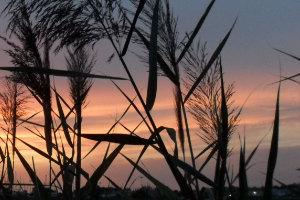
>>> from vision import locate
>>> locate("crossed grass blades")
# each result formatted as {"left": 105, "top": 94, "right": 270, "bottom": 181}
{"left": 0, "top": 0, "right": 291, "bottom": 200}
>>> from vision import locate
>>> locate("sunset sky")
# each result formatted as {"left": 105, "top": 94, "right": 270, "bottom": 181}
{"left": 0, "top": 0, "right": 299, "bottom": 189}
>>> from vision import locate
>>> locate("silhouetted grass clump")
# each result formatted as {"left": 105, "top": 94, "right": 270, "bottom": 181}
{"left": 0, "top": 0, "right": 295, "bottom": 200}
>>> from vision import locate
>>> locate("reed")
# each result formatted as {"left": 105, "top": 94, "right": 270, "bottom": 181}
{"left": 0, "top": 0, "right": 294, "bottom": 200}
{"left": 66, "top": 48, "right": 95, "bottom": 199}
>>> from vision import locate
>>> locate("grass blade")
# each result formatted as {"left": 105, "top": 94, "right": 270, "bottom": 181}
{"left": 199, "top": 145, "right": 218, "bottom": 172}
{"left": 280, "top": 73, "right": 300, "bottom": 82}
{"left": 272, "top": 49, "right": 300, "bottom": 82}
{"left": 124, "top": 142, "right": 148, "bottom": 189}
{"left": 176, "top": 0, "right": 216, "bottom": 64}
{"left": 146, "top": 0, "right": 159, "bottom": 111}
{"left": 6, "top": 145, "right": 14, "bottom": 184}
{"left": 82, "top": 133, "right": 156, "bottom": 145}
{"left": 15, "top": 147, "right": 48, "bottom": 200}
{"left": 121, "top": 153, "right": 180, "bottom": 200}
{"left": 232, "top": 134, "right": 266, "bottom": 184}
{"left": 245, "top": 134, "right": 266, "bottom": 167}
{"left": 274, "top": 48, "right": 300, "bottom": 61}
{"left": 82, "top": 144, "right": 124, "bottom": 196}
{"left": 18, "top": 118, "right": 45, "bottom": 127}
{"left": 21, "top": 127, "right": 90, "bottom": 180}
{"left": 216, "top": 57, "right": 229, "bottom": 200}
{"left": 263, "top": 83, "right": 281, "bottom": 200}
{"left": 82, "top": 101, "right": 134, "bottom": 159}
{"left": 52, "top": 87, "right": 73, "bottom": 111}
{"left": 171, "top": 155, "right": 216, "bottom": 187}
{"left": 55, "top": 92, "right": 73, "bottom": 147}
{"left": 151, "top": 143, "right": 216, "bottom": 187}
{"left": 195, "top": 141, "right": 216, "bottom": 160}
{"left": 133, "top": 27, "right": 178, "bottom": 84}
{"left": 280, "top": 75, "right": 300, "bottom": 84}
{"left": 121, "top": 0, "right": 147, "bottom": 56}
{"left": 104, "top": 175, "right": 122, "bottom": 190}
{"left": 0, "top": 147, "right": 5, "bottom": 163}
{"left": 184, "top": 19, "right": 237, "bottom": 103}
{"left": 16, "top": 137, "right": 60, "bottom": 165}
{"left": 112, "top": 81, "right": 152, "bottom": 131}
{"left": 174, "top": 88, "right": 185, "bottom": 157}
{"left": 0, "top": 66, "right": 127, "bottom": 80}
{"left": 239, "top": 146, "right": 248, "bottom": 200}
{"left": 166, "top": 128, "right": 178, "bottom": 158}
{"left": 16, "top": 111, "right": 41, "bottom": 128}
{"left": 120, "top": 120, "right": 147, "bottom": 189}
{"left": 104, "top": 175, "right": 132, "bottom": 199}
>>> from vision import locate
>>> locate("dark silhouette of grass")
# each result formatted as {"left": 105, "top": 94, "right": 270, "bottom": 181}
{"left": 0, "top": 1, "right": 293, "bottom": 200}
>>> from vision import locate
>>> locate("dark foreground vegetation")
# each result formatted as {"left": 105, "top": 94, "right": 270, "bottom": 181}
{"left": 1, "top": 184, "right": 300, "bottom": 200}
{"left": 0, "top": 0, "right": 298, "bottom": 199}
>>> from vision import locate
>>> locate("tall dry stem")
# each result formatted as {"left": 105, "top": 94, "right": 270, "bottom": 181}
{"left": 0, "top": 77, "right": 28, "bottom": 172}
{"left": 2, "top": 1, "right": 54, "bottom": 156}
{"left": 66, "top": 48, "right": 95, "bottom": 199}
